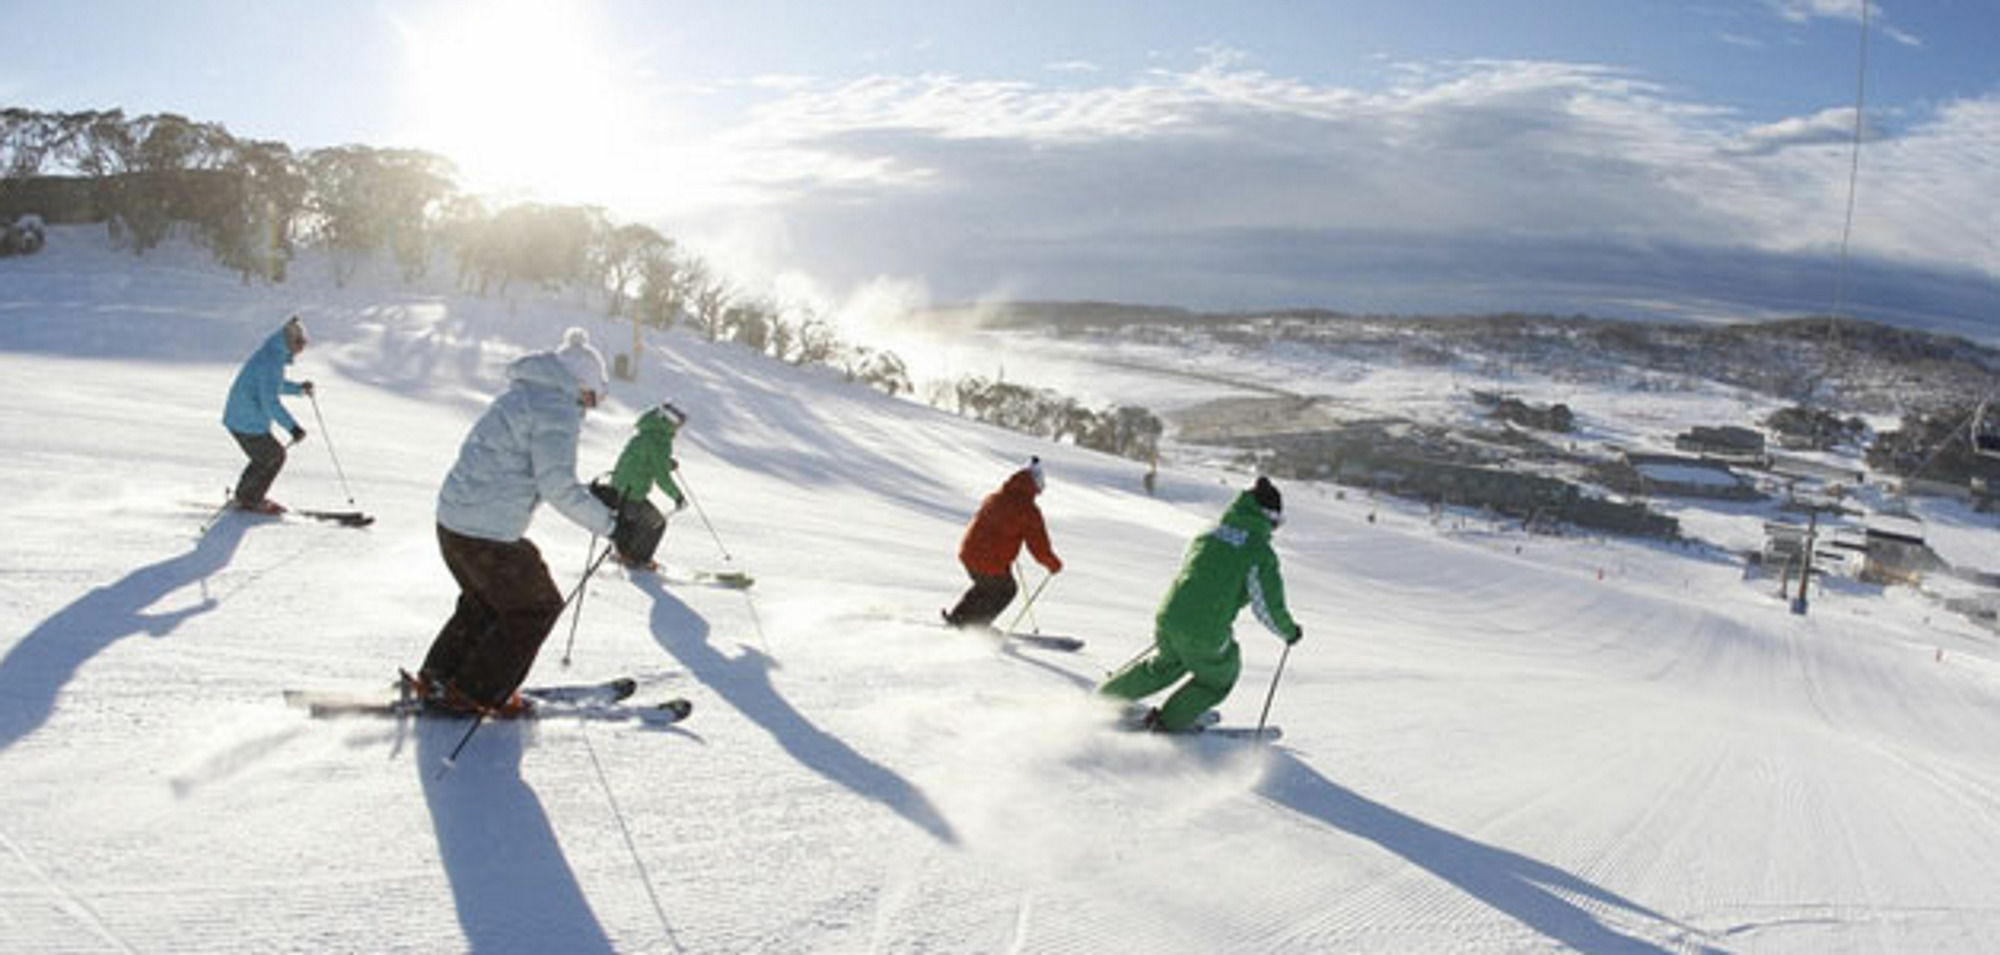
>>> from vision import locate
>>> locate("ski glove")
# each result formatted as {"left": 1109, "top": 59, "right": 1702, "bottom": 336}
{"left": 300, "top": 380, "right": 315, "bottom": 397}
{"left": 289, "top": 425, "right": 307, "bottom": 444}
{"left": 1287, "top": 624, "right": 1303, "bottom": 646}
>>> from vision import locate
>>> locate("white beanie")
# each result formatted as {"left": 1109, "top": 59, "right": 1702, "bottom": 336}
{"left": 555, "top": 327, "right": 608, "bottom": 393}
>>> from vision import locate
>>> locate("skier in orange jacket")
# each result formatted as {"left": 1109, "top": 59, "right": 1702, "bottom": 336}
{"left": 943, "top": 457, "right": 1063, "bottom": 630}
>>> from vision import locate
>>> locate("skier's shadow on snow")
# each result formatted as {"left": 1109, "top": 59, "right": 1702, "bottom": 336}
{"left": 417, "top": 721, "right": 615, "bottom": 954}
{"left": 1258, "top": 752, "right": 1717, "bottom": 955}
{"left": 633, "top": 575, "right": 960, "bottom": 845}
{"left": 0, "top": 516, "right": 251, "bottom": 751}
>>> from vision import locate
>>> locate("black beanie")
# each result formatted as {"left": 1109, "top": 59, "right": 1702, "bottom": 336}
{"left": 1251, "top": 476, "right": 1282, "bottom": 513}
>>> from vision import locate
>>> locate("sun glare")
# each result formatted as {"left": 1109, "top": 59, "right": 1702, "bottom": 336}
{"left": 397, "top": 1, "right": 643, "bottom": 204}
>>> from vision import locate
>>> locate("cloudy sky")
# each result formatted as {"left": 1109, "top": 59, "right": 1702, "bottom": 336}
{"left": 4, "top": 1, "right": 1996, "bottom": 333}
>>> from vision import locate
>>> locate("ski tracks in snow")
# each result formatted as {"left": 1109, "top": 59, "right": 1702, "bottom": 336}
{"left": 0, "top": 824, "right": 138, "bottom": 954}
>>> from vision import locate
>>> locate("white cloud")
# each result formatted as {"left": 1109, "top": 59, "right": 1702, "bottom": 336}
{"left": 645, "top": 55, "right": 1995, "bottom": 326}
{"left": 1767, "top": 0, "right": 1922, "bottom": 46}
{"left": 1771, "top": 0, "right": 1866, "bottom": 24}
{"left": 1727, "top": 106, "right": 1873, "bottom": 155}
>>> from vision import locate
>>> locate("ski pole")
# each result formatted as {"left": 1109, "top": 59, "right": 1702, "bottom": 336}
{"left": 1004, "top": 569, "right": 1054, "bottom": 635}
{"left": 198, "top": 495, "right": 231, "bottom": 536}
{"left": 440, "top": 713, "right": 486, "bottom": 776}
{"left": 1101, "top": 637, "right": 1161, "bottom": 685}
{"left": 559, "top": 541, "right": 616, "bottom": 666}
{"left": 1255, "top": 642, "right": 1292, "bottom": 743}
{"left": 561, "top": 536, "right": 605, "bottom": 666}
{"left": 307, "top": 390, "right": 357, "bottom": 506}
{"left": 676, "top": 469, "right": 733, "bottom": 562}
{"left": 1012, "top": 561, "right": 1045, "bottom": 633}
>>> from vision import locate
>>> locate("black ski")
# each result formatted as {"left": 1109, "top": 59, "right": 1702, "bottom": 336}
{"left": 1113, "top": 705, "right": 1280, "bottom": 741}
{"left": 935, "top": 617, "right": 1084, "bottom": 651}
{"left": 522, "top": 677, "right": 638, "bottom": 704}
{"left": 294, "top": 509, "right": 374, "bottom": 528}
{"left": 1003, "top": 632, "right": 1084, "bottom": 652}
{"left": 190, "top": 496, "right": 373, "bottom": 528}
{"left": 1192, "top": 725, "right": 1283, "bottom": 741}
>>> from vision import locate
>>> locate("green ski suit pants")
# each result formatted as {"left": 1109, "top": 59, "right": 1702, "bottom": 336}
{"left": 1100, "top": 625, "right": 1241, "bottom": 731}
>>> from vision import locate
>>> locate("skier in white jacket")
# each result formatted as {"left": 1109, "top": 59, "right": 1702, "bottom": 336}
{"left": 415, "top": 327, "right": 627, "bottom": 716}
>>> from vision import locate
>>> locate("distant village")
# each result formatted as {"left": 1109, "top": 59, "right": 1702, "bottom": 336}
{"left": 1171, "top": 387, "right": 2000, "bottom": 629}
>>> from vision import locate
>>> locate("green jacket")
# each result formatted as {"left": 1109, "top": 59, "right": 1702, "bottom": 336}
{"left": 608, "top": 407, "right": 685, "bottom": 506}
{"left": 1156, "top": 491, "right": 1299, "bottom": 646}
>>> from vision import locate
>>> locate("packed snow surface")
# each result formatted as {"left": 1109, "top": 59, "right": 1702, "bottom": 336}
{"left": 3, "top": 229, "right": 1999, "bottom": 953}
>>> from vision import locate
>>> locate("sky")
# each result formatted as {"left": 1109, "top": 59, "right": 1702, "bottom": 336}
{"left": 4, "top": 0, "right": 1997, "bottom": 329}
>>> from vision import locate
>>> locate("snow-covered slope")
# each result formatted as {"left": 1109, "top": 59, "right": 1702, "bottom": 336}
{"left": 4, "top": 229, "right": 2000, "bottom": 953}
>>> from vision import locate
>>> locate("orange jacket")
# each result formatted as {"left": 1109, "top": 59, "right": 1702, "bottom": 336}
{"left": 958, "top": 470, "right": 1061, "bottom": 577}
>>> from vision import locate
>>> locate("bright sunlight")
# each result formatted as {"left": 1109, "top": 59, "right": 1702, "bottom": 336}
{"left": 394, "top": 0, "right": 646, "bottom": 204}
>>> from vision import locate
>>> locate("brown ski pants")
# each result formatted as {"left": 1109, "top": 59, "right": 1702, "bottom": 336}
{"left": 420, "top": 524, "right": 565, "bottom": 706}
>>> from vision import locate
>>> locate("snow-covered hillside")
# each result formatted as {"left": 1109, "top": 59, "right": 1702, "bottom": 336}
{"left": 4, "top": 229, "right": 2000, "bottom": 953}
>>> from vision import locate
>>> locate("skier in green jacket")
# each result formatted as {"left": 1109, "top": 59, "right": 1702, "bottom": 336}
{"left": 1101, "top": 476, "right": 1303, "bottom": 732}
{"left": 591, "top": 401, "right": 689, "bottom": 570}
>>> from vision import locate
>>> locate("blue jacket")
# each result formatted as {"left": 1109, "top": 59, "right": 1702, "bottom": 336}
{"left": 222, "top": 328, "right": 304, "bottom": 435}
{"left": 436, "top": 351, "right": 616, "bottom": 543}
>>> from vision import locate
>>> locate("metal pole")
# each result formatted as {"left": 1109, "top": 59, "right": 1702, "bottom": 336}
{"left": 1010, "top": 561, "right": 1044, "bottom": 633}
{"left": 198, "top": 497, "right": 231, "bottom": 536}
{"left": 1255, "top": 643, "right": 1292, "bottom": 742}
{"left": 560, "top": 542, "right": 616, "bottom": 665}
{"left": 1791, "top": 510, "right": 1817, "bottom": 616}
{"left": 561, "top": 537, "right": 609, "bottom": 666}
{"left": 1004, "top": 567, "right": 1053, "bottom": 635}
{"left": 439, "top": 713, "right": 486, "bottom": 776}
{"left": 1107, "top": 640, "right": 1154, "bottom": 681}
{"left": 307, "top": 391, "right": 356, "bottom": 506}
{"left": 676, "top": 469, "right": 732, "bottom": 562}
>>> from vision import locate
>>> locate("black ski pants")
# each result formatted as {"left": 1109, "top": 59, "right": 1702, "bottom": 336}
{"left": 945, "top": 570, "right": 1017, "bottom": 629}
{"left": 590, "top": 482, "right": 666, "bottom": 564}
{"left": 421, "top": 524, "right": 565, "bottom": 706}
{"left": 229, "top": 430, "right": 286, "bottom": 506}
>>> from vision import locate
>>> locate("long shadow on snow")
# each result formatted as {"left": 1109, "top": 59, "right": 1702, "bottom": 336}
{"left": 0, "top": 515, "right": 251, "bottom": 751}
{"left": 632, "top": 574, "right": 960, "bottom": 845}
{"left": 1258, "top": 751, "right": 1717, "bottom": 955}
{"left": 417, "top": 721, "right": 615, "bottom": 954}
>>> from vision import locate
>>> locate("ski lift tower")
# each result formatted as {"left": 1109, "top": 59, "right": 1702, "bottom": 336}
{"left": 1974, "top": 395, "right": 2000, "bottom": 460}
{"left": 1790, "top": 507, "right": 1821, "bottom": 615}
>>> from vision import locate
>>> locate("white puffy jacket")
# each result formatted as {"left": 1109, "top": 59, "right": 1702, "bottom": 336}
{"left": 436, "top": 352, "right": 616, "bottom": 542}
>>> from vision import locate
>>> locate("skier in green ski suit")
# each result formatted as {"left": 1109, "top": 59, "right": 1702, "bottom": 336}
{"left": 591, "top": 401, "right": 689, "bottom": 569}
{"left": 1101, "top": 476, "right": 1302, "bottom": 731}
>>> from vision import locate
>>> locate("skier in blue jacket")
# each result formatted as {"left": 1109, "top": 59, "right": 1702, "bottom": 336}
{"left": 222, "top": 316, "right": 313, "bottom": 513}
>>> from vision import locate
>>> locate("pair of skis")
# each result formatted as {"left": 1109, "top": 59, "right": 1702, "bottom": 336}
{"left": 196, "top": 494, "right": 374, "bottom": 533}
{"left": 284, "top": 676, "right": 691, "bottom": 727}
{"left": 941, "top": 615, "right": 1086, "bottom": 653}
{"left": 1113, "top": 703, "right": 1282, "bottom": 742}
